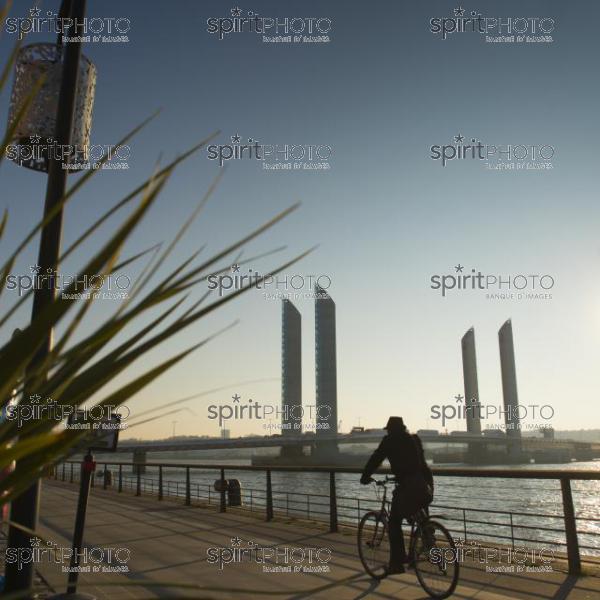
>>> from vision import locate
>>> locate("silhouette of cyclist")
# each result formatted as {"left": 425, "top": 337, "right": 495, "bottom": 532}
{"left": 360, "top": 417, "right": 433, "bottom": 574}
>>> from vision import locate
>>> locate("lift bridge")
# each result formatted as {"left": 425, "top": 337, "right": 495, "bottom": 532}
{"left": 116, "top": 315, "right": 600, "bottom": 470}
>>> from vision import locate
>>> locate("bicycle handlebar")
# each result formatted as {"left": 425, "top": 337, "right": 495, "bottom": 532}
{"left": 371, "top": 476, "right": 397, "bottom": 486}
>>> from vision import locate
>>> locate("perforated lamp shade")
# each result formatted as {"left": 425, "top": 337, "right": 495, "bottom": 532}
{"left": 7, "top": 42, "right": 96, "bottom": 172}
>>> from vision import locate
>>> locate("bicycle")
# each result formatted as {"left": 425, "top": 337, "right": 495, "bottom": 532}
{"left": 357, "top": 476, "right": 459, "bottom": 599}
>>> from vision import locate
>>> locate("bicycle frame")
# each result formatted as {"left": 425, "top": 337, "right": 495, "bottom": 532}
{"left": 373, "top": 478, "right": 444, "bottom": 564}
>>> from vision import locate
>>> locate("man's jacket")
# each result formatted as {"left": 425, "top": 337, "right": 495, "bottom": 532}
{"left": 363, "top": 432, "right": 432, "bottom": 480}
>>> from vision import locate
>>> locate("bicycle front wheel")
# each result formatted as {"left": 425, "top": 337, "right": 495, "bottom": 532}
{"left": 357, "top": 511, "right": 389, "bottom": 580}
{"left": 413, "top": 519, "right": 459, "bottom": 599}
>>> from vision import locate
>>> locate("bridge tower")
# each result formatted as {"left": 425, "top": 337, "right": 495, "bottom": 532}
{"left": 314, "top": 285, "right": 339, "bottom": 458}
{"left": 498, "top": 319, "right": 523, "bottom": 460}
{"left": 280, "top": 300, "right": 304, "bottom": 458}
{"left": 461, "top": 327, "right": 482, "bottom": 435}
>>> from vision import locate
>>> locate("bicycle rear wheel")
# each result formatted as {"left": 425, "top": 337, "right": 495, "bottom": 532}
{"left": 413, "top": 519, "right": 459, "bottom": 599}
{"left": 357, "top": 511, "right": 389, "bottom": 580}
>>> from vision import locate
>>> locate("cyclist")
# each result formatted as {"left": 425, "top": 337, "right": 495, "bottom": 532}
{"left": 360, "top": 417, "right": 433, "bottom": 574}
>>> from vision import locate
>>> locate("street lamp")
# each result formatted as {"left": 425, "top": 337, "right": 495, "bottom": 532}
{"left": 3, "top": 1, "right": 95, "bottom": 597}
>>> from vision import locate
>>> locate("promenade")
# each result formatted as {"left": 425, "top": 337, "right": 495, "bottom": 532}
{"left": 35, "top": 479, "right": 600, "bottom": 599}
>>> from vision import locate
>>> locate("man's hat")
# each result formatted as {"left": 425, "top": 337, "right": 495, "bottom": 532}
{"left": 384, "top": 416, "right": 406, "bottom": 432}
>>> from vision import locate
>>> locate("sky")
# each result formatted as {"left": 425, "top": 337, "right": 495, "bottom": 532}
{"left": 1, "top": 0, "right": 599, "bottom": 440}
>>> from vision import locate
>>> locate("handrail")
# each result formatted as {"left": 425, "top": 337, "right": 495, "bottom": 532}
{"left": 60, "top": 460, "right": 600, "bottom": 479}
{"left": 56, "top": 460, "right": 600, "bottom": 577}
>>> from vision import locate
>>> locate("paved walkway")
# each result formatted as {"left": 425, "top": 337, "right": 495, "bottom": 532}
{"left": 35, "top": 480, "right": 600, "bottom": 599}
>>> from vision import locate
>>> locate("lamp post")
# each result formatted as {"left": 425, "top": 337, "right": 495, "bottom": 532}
{"left": 4, "top": 1, "right": 95, "bottom": 597}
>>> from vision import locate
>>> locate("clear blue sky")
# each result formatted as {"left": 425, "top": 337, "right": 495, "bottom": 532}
{"left": 1, "top": 0, "right": 599, "bottom": 439}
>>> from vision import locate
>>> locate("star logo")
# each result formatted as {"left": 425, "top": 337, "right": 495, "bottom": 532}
{"left": 231, "top": 536, "right": 242, "bottom": 546}
{"left": 231, "top": 7, "right": 242, "bottom": 17}
{"left": 454, "top": 264, "right": 464, "bottom": 273}
{"left": 231, "top": 264, "right": 240, "bottom": 272}
{"left": 29, "top": 135, "right": 41, "bottom": 144}
{"left": 454, "top": 134, "right": 464, "bottom": 143}
{"left": 455, "top": 394, "right": 464, "bottom": 403}
{"left": 232, "top": 394, "right": 241, "bottom": 403}
{"left": 231, "top": 134, "right": 241, "bottom": 144}
{"left": 30, "top": 393, "right": 42, "bottom": 404}
{"left": 31, "top": 537, "right": 41, "bottom": 547}
{"left": 454, "top": 7, "right": 465, "bottom": 17}
{"left": 30, "top": 264, "right": 41, "bottom": 274}
{"left": 29, "top": 7, "right": 41, "bottom": 17}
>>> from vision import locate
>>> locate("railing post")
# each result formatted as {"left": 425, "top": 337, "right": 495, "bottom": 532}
{"left": 62, "top": 463, "right": 66, "bottom": 481}
{"left": 158, "top": 466, "right": 163, "bottom": 500}
{"left": 509, "top": 513, "right": 515, "bottom": 551}
{"left": 136, "top": 468, "right": 141, "bottom": 496}
{"left": 220, "top": 468, "right": 226, "bottom": 513}
{"left": 185, "top": 467, "right": 191, "bottom": 506}
{"left": 462, "top": 509, "right": 467, "bottom": 541}
{"left": 329, "top": 471, "right": 338, "bottom": 533}
{"left": 103, "top": 464, "right": 108, "bottom": 490}
{"left": 70, "top": 463, "right": 74, "bottom": 483}
{"left": 118, "top": 465, "right": 122, "bottom": 493}
{"left": 266, "top": 469, "right": 273, "bottom": 522}
{"left": 560, "top": 477, "right": 581, "bottom": 575}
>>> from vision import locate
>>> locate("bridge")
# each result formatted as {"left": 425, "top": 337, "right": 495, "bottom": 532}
{"left": 112, "top": 432, "right": 600, "bottom": 470}
{"left": 117, "top": 432, "right": 600, "bottom": 453}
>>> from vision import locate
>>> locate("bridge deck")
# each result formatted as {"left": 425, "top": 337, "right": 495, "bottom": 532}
{"left": 36, "top": 480, "right": 600, "bottom": 599}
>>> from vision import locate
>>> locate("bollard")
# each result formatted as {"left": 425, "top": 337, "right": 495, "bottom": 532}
{"left": 118, "top": 464, "right": 123, "bottom": 493}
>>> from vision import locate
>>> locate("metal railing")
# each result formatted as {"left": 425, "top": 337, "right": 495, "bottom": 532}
{"left": 53, "top": 462, "right": 600, "bottom": 576}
